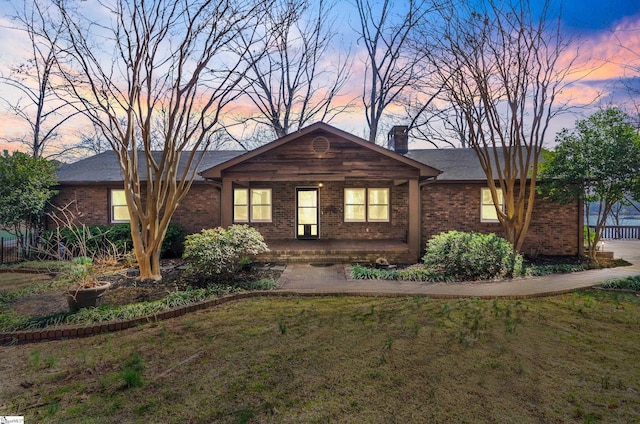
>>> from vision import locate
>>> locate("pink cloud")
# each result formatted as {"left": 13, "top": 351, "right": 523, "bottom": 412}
{"left": 560, "top": 13, "right": 640, "bottom": 104}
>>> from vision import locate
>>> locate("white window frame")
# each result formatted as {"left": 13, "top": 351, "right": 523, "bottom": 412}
{"left": 481, "top": 187, "right": 504, "bottom": 223}
{"left": 344, "top": 188, "right": 390, "bottom": 223}
{"left": 110, "top": 189, "right": 130, "bottom": 223}
{"left": 233, "top": 188, "right": 272, "bottom": 223}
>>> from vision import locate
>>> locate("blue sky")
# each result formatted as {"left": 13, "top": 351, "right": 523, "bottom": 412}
{"left": 560, "top": 0, "right": 639, "bottom": 30}
{"left": 0, "top": 0, "right": 639, "bottom": 152}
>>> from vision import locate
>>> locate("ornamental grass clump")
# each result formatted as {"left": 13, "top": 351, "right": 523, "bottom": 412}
{"left": 183, "top": 225, "right": 269, "bottom": 280}
{"left": 422, "top": 231, "right": 522, "bottom": 281}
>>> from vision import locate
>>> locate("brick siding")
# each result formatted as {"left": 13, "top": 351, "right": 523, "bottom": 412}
{"left": 53, "top": 180, "right": 580, "bottom": 256}
{"left": 421, "top": 183, "right": 580, "bottom": 256}
{"left": 244, "top": 180, "right": 408, "bottom": 241}
{"left": 51, "top": 183, "right": 220, "bottom": 234}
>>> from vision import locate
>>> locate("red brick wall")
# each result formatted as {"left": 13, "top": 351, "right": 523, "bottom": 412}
{"left": 53, "top": 180, "right": 580, "bottom": 256}
{"left": 238, "top": 180, "right": 408, "bottom": 241}
{"left": 51, "top": 185, "right": 112, "bottom": 226}
{"left": 51, "top": 183, "right": 220, "bottom": 234}
{"left": 420, "top": 183, "right": 580, "bottom": 256}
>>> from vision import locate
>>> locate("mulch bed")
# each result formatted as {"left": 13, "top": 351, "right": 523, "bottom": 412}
{"left": 8, "top": 260, "right": 284, "bottom": 318}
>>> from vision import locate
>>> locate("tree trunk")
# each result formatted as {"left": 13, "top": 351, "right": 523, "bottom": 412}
{"left": 130, "top": 218, "right": 167, "bottom": 281}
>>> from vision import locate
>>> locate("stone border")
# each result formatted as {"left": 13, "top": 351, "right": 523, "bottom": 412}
{"left": 0, "top": 286, "right": 612, "bottom": 346}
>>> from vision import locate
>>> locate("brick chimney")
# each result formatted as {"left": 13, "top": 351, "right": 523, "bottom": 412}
{"left": 387, "top": 125, "right": 409, "bottom": 154}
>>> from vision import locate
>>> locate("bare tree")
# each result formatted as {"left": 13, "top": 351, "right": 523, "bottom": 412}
{"left": 234, "top": 0, "right": 351, "bottom": 140}
{"left": 354, "top": 0, "right": 438, "bottom": 144}
{"left": 427, "top": 0, "right": 576, "bottom": 251}
{"left": 401, "top": 95, "right": 468, "bottom": 148}
{"left": 52, "top": 0, "right": 266, "bottom": 280}
{"left": 0, "top": 0, "right": 80, "bottom": 158}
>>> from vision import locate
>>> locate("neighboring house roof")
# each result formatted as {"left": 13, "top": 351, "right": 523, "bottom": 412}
{"left": 56, "top": 150, "right": 244, "bottom": 184}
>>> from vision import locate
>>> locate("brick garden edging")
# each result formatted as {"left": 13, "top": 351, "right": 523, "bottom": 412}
{"left": 0, "top": 286, "right": 601, "bottom": 346}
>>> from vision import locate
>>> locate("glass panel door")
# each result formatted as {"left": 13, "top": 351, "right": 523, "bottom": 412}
{"left": 297, "top": 188, "right": 319, "bottom": 239}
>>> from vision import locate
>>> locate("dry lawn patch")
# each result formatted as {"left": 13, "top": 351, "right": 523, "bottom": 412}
{"left": 1, "top": 291, "right": 639, "bottom": 423}
{"left": 0, "top": 272, "right": 53, "bottom": 292}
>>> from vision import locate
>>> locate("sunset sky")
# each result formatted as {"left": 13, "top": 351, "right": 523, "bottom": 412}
{"left": 0, "top": 0, "right": 639, "bottom": 156}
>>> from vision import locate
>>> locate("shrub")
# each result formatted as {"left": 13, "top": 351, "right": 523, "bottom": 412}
{"left": 40, "top": 223, "right": 184, "bottom": 259}
{"left": 182, "top": 225, "right": 269, "bottom": 280}
{"left": 422, "top": 231, "right": 522, "bottom": 281}
{"left": 598, "top": 276, "right": 640, "bottom": 291}
{"left": 349, "top": 264, "right": 445, "bottom": 282}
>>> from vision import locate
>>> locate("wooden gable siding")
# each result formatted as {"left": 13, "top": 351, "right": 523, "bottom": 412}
{"left": 222, "top": 133, "right": 420, "bottom": 180}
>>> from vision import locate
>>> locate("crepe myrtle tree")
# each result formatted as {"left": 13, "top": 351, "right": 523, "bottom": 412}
{"left": 50, "top": 0, "right": 268, "bottom": 280}
{"left": 425, "top": 0, "right": 576, "bottom": 251}
{"left": 539, "top": 108, "right": 640, "bottom": 261}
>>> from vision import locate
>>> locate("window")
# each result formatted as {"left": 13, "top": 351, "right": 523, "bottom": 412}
{"left": 251, "top": 189, "right": 272, "bottom": 222}
{"left": 233, "top": 188, "right": 272, "bottom": 223}
{"left": 233, "top": 188, "right": 249, "bottom": 222}
{"left": 344, "top": 188, "right": 390, "bottom": 222}
{"left": 110, "top": 189, "right": 129, "bottom": 223}
{"left": 481, "top": 187, "right": 504, "bottom": 222}
{"left": 368, "top": 188, "right": 389, "bottom": 222}
{"left": 344, "top": 188, "right": 366, "bottom": 222}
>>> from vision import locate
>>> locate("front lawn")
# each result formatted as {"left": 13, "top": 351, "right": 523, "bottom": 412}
{"left": 1, "top": 292, "right": 639, "bottom": 422}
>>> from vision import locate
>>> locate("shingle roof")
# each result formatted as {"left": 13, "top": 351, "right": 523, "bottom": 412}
{"left": 56, "top": 150, "right": 244, "bottom": 183}
{"left": 56, "top": 145, "right": 510, "bottom": 184}
{"left": 406, "top": 148, "right": 509, "bottom": 181}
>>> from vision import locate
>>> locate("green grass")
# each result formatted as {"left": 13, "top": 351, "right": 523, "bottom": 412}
{"left": 1, "top": 292, "right": 639, "bottom": 423}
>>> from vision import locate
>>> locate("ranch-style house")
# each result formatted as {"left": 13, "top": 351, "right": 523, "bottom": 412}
{"left": 53, "top": 122, "right": 582, "bottom": 263}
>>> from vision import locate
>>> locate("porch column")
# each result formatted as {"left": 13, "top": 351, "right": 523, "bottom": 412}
{"left": 221, "top": 178, "right": 233, "bottom": 228}
{"left": 408, "top": 179, "right": 421, "bottom": 262}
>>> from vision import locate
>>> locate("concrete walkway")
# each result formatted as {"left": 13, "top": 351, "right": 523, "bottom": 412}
{"left": 276, "top": 240, "right": 640, "bottom": 298}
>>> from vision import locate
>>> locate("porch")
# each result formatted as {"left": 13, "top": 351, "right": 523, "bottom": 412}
{"left": 254, "top": 239, "right": 415, "bottom": 264}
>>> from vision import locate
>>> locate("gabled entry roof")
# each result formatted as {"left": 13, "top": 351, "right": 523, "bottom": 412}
{"left": 199, "top": 122, "right": 442, "bottom": 180}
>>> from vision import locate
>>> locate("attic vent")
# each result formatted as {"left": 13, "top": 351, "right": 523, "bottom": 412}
{"left": 311, "top": 136, "right": 330, "bottom": 154}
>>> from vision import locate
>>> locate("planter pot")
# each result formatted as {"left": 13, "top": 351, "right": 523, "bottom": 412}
{"left": 596, "top": 251, "right": 614, "bottom": 260}
{"left": 66, "top": 281, "right": 112, "bottom": 312}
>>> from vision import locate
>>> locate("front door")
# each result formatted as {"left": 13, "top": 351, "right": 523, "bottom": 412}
{"left": 297, "top": 188, "right": 319, "bottom": 239}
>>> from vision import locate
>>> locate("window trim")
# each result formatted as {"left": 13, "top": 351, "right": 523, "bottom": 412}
{"left": 233, "top": 187, "right": 272, "bottom": 223}
{"left": 110, "top": 189, "right": 130, "bottom": 223}
{"left": 344, "top": 187, "right": 390, "bottom": 223}
{"left": 480, "top": 187, "right": 504, "bottom": 223}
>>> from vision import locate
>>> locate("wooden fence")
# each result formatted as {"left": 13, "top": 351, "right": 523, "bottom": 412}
{"left": 589, "top": 225, "right": 640, "bottom": 240}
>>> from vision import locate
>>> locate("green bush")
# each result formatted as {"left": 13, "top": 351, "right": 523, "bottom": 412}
{"left": 183, "top": 225, "right": 269, "bottom": 280}
{"left": 598, "top": 276, "right": 640, "bottom": 291}
{"left": 41, "top": 223, "right": 184, "bottom": 259}
{"left": 349, "top": 264, "right": 444, "bottom": 282}
{"left": 422, "top": 231, "right": 522, "bottom": 281}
